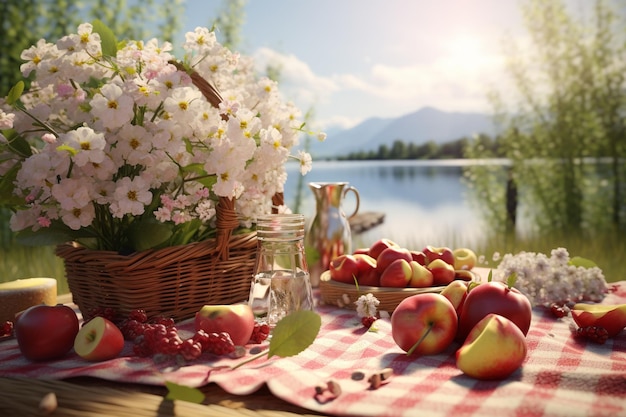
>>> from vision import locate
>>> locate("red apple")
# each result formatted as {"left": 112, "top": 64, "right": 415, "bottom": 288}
{"left": 457, "top": 281, "right": 532, "bottom": 341}
{"left": 195, "top": 304, "right": 256, "bottom": 346}
{"left": 74, "top": 316, "right": 124, "bottom": 361}
{"left": 376, "top": 246, "right": 412, "bottom": 273}
{"left": 15, "top": 304, "right": 80, "bottom": 361}
{"left": 353, "top": 247, "right": 370, "bottom": 256}
{"left": 354, "top": 254, "right": 377, "bottom": 273}
{"left": 353, "top": 253, "right": 379, "bottom": 286}
{"left": 391, "top": 293, "right": 458, "bottom": 355}
{"left": 456, "top": 314, "right": 528, "bottom": 380}
{"left": 329, "top": 254, "right": 359, "bottom": 284}
{"left": 410, "top": 250, "right": 429, "bottom": 266}
{"left": 379, "top": 259, "right": 412, "bottom": 287}
{"left": 440, "top": 280, "right": 469, "bottom": 315}
{"left": 423, "top": 245, "right": 455, "bottom": 266}
{"left": 357, "top": 268, "right": 381, "bottom": 287}
{"left": 368, "top": 238, "right": 399, "bottom": 260}
{"left": 570, "top": 303, "right": 626, "bottom": 338}
{"left": 408, "top": 261, "right": 434, "bottom": 288}
{"left": 428, "top": 258, "right": 456, "bottom": 286}
{"left": 453, "top": 248, "right": 478, "bottom": 271}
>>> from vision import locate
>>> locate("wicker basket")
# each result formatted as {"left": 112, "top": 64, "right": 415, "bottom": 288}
{"left": 319, "top": 270, "right": 479, "bottom": 313}
{"left": 56, "top": 198, "right": 265, "bottom": 322}
{"left": 55, "top": 64, "right": 288, "bottom": 322}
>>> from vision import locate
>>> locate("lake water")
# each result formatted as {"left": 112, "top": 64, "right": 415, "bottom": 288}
{"left": 284, "top": 160, "right": 493, "bottom": 249}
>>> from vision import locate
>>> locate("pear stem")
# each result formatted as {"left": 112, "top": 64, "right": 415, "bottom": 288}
{"left": 406, "top": 322, "right": 434, "bottom": 356}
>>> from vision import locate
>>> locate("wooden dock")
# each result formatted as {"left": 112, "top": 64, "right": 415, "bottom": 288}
{"left": 349, "top": 211, "right": 385, "bottom": 234}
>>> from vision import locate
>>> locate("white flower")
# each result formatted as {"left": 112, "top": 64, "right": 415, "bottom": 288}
{"left": 90, "top": 83, "right": 134, "bottom": 130}
{"left": 355, "top": 293, "right": 380, "bottom": 318}
{"left": 495, "top": 247, "right": 608, "bottom": 306}
{"left": 0, "top": 110, "right": 15, "bottom": 130}
{"left": 110, "top": 176, "right": 153, "bottom": 217}
{"left": 2, "top": 22, "right": 325, "bottom": 252}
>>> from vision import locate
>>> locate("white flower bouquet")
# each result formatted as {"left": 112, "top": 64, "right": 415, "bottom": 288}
{"left": 0, "top": 21, "right": 319, "bottom": 254}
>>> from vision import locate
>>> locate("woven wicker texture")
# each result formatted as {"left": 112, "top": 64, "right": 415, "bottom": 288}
{"left": 56, "top": 228, "right": 257, "bottom": 322}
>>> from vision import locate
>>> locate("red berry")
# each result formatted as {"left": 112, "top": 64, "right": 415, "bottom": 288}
{"left": 361, "top": 316, "right": 377, "bottom": 329}
{"left": 575, "top": 326, "right": 609, "bottom": 344}
{"left": 204, "top": 332, "right": 235, "bottom": 355}
{"left": 129, "top": 309, "right": 148, "bottom": 323}
{"left": 249, "top": 322, "right": 271, "bottom": 344}
{"left": 1, "top": 321, "right": 13, "bottom": 337}
{"left": 549, "top": 303, "right": 568, "bottom": 318}
{"left": 179, "top": 339, "right": 203, "bottom": 361}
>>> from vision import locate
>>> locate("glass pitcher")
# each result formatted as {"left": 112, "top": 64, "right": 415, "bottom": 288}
{"left": 305, "top": 182, "right": 360, "bottom": 287}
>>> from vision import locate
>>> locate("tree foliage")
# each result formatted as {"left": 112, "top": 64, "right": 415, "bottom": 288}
{"left": 465, "top": 0, "right": 626, "bottom": 236}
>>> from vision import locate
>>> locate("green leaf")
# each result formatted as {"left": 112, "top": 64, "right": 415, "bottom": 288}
{"left": 127, "top": 218, "right": 173, "bottom": 251}
{"left": 506, "top": 272, "right": 518, "bottom": 288}
{"left": 5, "top": 130, "right": 32, "bottom": 158}
{"left": 164, "top": 381, "right": 205, "bottom": 404}
{"left": 268, "top": 310, "right": 321, "bottom": 359}
{"left": 92, "top": 19, "right": 118, "bottom": 57}
{"left": 14, "top": 223, "right": 93, "bottom": 246}
{"left": 569, "top": 256, "right": 597, "bottom": 268}
{"left": 6, "top": 81, "right": 24, "bottom": 105}
{"left": 487, "top": 269, "right": 493, "bottom": 282}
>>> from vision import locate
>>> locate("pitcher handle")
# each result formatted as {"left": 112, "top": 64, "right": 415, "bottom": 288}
{"left": 343, "top": 186, "right": 360, "bottom": 219}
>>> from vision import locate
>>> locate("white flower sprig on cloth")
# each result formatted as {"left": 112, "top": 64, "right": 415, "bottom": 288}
{"left": 355, "top": 293, "right": 380, "bottom": 318}
{"left": 0, "top": 21, "right": 324, "bottom": 252}
{"left": 493, "top": 247, "right": 608, "bottom": 307}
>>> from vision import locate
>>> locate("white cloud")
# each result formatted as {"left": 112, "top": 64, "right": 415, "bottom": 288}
{"left": 250, "top": 45, "right": 516, "bottom": 131}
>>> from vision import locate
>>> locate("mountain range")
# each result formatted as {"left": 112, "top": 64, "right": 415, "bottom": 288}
{"left": 305, "top": 106, "right": 498, "bottom": 159}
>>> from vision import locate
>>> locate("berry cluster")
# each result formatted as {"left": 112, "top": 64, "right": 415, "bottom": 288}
{"left": 249, "top": 322, "right": 270, "bottom": 344}
{"left": 1, "top": 321, "right": 13, "bottom": 338}
{"left": 87, "top": 308, "right": 237, "bottom": 361}
{"left": 575, "top": 326, "right": 609, "bottom": 344}
{"left": 549, "top": 303, "right": 570, "bottom": 319}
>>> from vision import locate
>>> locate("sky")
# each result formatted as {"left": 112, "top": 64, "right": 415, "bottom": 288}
{"left": 181, "top": 0, "right": 599, "bottom": 131}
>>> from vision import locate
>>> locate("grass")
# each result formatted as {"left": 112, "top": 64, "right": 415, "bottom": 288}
{"left": 0, "top": 245, "right": 69, "bottom": 294}
{"left": 0, "top": 229, "right": 623, "bottom": 297}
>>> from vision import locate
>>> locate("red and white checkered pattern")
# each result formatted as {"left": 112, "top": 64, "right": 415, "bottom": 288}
{"left": 2, "top": 283, "right": 626, "bottom": 417}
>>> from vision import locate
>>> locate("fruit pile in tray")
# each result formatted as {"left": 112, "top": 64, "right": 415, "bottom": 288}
{"left": 327, "top": 239, "right": 477, "bottom": 289}
{"left": 319, "top": 239, "right": 480, "bottom": 313}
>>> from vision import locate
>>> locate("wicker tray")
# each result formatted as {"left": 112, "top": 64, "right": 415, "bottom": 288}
{"left": 319, "top": 270, "right": 479, "bottom": 313}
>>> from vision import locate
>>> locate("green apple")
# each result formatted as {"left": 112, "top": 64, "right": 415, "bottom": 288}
{"left": 453, "top": 248, "right": 478, "bottom": 271}
{"left": 195, "top": 304, "right": 255, "bottom": 346}
{"left": 456, "top": 313, "right": 527, "bottom": 380}
{"left": 74, "top": 316, "right": 124, "bottom": 361}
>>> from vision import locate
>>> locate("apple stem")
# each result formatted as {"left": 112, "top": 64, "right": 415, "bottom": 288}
{"left": 230, "top": 348, "right": 269, "bottom": 370}
{"left": 406, "top": 322, "right": 434, "bottom": 356}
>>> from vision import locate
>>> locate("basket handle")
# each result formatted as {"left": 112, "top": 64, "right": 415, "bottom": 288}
{"left": 173, "top": 61, "right": 287, "bottom": 260}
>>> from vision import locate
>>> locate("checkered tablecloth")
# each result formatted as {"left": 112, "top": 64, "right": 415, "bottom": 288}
{"left": 1, "top": 283, "right": 626, "bottom": 417}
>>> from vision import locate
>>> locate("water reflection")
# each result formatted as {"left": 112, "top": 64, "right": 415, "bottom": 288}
{"left": 284, "top": 160, "right": 487, "bottom": 248}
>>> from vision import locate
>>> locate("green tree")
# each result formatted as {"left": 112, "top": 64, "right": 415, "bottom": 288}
{"left": 466, "top": 0, "right": 626, "bottom": 236}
